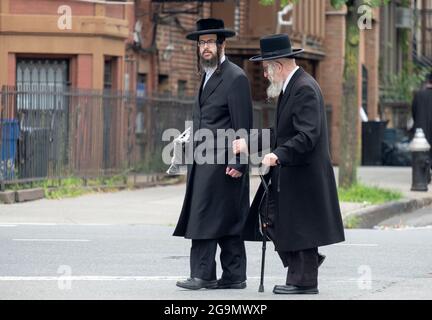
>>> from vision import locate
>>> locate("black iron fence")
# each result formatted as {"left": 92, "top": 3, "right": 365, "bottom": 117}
{"left": 0, "top": 86, "right": 275, "bottom": 189}
{"left": 0, "top": 87, "right": 133, "bottom": 188}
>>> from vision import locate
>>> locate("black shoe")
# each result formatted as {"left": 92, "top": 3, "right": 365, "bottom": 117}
{"left": 318, "top": 253, "right": 326, "bottom": 267}
{"left": 176, "top": 277, "right": 218, "bottom": 290}
{"left": 273, "top": 284, "right": 319, "bottom": 295}
{"left": 216, "top": 279, "right": 247, "bottom": 289}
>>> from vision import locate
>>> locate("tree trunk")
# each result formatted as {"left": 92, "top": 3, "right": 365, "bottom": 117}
{"left": 339, "top": 2, "right": 360, "bottom": 188}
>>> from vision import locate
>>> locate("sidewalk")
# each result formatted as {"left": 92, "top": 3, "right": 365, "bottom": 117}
{"left": 334, "top": 166, "right": 432, "bottom": 227}
{"left": 0, "top": 167, "right": 430, "bottom": 228}
{"left": 248, "top": 166, "right": 429, "bottom": 226}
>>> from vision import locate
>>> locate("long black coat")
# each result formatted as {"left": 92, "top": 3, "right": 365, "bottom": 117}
{"left": 412, "top": 86, "right": 432, "bottom": 159}
{"left": 243, "top": 67, "right": 345, "bottom": 252}
{"left": 173, "top": 58, "right": 253, "bottom": 239}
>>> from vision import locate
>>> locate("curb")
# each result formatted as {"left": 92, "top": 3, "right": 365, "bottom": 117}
{"left": 0, "top": 174, "right": 184, "bottom": 204}
{"left": 15, "top": 188, "right": 45, "bottom": 202}
{"left": 0, "top": 188, "right": 45, "bottom": 204}
{"left": 343, "top": 196, "right": 432, "bottom": 228}
{"left": 0, "top": 190, "right": 15, "bottom": 204}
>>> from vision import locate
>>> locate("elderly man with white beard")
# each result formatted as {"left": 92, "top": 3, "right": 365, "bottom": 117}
{"left": 234, "top": 34, "right": 345, "bottom": 295}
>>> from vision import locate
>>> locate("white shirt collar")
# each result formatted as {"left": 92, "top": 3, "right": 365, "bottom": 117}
{"left": 282, "top": 66, "right": 299, "bottom": 93}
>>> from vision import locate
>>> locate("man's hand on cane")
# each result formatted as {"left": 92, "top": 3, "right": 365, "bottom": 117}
{"left": 233, "top": 138, "right": 279, "bottom": 168}
{"left": 261, "top": 153, "right": 279, "bottom": 167}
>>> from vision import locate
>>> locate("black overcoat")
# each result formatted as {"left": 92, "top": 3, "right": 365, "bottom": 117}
{"left": 243, "top": 67, "right": 345, "bottom": 252}
{"left": 173, "top": 58, "right": 253, "bottom": 239}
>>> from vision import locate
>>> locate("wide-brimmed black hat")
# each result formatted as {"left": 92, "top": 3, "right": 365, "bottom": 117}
{"left": 186, "top": 18, "right": 236, "bottom": 41}
{"left": 249, "top": 34, "right": 304, "bottom": 62}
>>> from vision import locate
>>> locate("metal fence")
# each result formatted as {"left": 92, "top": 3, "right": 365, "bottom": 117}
{"left": 0, "top": 87, "right": 130, "bottom": 188}
{"left": 0, "top": 86, "right": 276, "bottom": 189}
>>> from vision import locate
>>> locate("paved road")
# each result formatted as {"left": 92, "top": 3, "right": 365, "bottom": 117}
{"left": 1, "top": 166, "right": 431, "bottom": 300}
{"left": 0, "top": 224, "right": 431, "bottom": 300}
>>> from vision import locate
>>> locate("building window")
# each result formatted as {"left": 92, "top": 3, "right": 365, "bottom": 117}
{"left": 178, "top": 80, "right": 187, "bottom": 97}
{"left": 16, "top": 58, "right": 69, "bottom": 110}
{"left": 158, "top": 75, "right": 169, "bottom": 95}
{"left": 362, "top": 64, "right": 368, "bottom": 115}
{"left": 104, "top": 58, "right": 114, "bottom": 90}
{"left": 137, "top": 73, "right": 147, "bottom": 98}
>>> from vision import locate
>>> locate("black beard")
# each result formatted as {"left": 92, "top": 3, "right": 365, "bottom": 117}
{"left": 200, "top": 54, "right": 218, "bottom": 69}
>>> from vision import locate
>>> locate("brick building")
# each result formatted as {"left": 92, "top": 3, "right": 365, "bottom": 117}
{"left": 0, "top": 0, "right": 137, "bottom": 178}
{"left": 0, "top": 0, "right": 133, "bottom": 91}
{"left": 2, "top": 0, "right": 426, "bottom": 166}
{"left": 131, "top": 0, "right": 382, "bottom": 164}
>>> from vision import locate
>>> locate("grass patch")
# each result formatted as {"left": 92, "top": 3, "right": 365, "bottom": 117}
{"left": 343, "top": 215, "right": 362, "bottom": 229}
{"left": 338, "top": 183, "right": 402, "bottom": 205}
{"left": 46, "top": 175, "right": 129, "bottom": 199}
{"left": 5, "top": 175, "right": 129, "bottom": 200}
{"left": 45, "top": 177, "right": 91, "bottom": 200}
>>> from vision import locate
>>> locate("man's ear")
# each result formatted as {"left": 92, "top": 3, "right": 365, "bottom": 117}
{"left": 220, "top": 40, "right": 226, "bottom": 51}
{"left": 279, "top": 60, "right": 286, "bottom": 71}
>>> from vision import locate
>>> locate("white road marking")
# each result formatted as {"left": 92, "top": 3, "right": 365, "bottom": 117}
{"left": 0, "top": 223, "right": 114, "bottom": 226}
{"left": 0, "top": 276, "right": 380, "bottom": 283}
{"left": 12, "top": 239, "right": 90, "bottom": 242}
{"left": 335, "top": 244, "right": 378, "bottom": 247}
{"left": 0, "top": 276, "right": 299, "bottom": 281}
{"left": 5, "top": 223, "right": 58, "bottom": 226}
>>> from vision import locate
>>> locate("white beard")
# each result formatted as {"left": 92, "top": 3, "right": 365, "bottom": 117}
{"left": 266, "top": 65, "right": 284, "bottom": 99}
{"left": 266, "top": 79, "right": 283, "bottom": 99}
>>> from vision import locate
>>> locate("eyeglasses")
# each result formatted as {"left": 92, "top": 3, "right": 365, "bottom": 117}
{"left": 197, "top": 39, "right": 218, "bottom": 47}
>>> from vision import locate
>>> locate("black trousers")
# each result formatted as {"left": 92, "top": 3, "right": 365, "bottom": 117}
{"left": 190, "top": 235, "right": 247, "bottom": 283}
{"left": 265, "top": 187, "right": 319, "bottom": 287}
{"left": 277, "top": 248, "right": 319, "bottom": 287}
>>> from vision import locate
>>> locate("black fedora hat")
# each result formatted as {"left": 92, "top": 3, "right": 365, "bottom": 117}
{"left": 249, "top": 34, "right": 304, "bottom": 62}
{"left": 186, "top": 18, "right": 236, "bottom": 41}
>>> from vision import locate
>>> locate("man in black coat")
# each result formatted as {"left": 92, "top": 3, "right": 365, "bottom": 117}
{"left": 234, "top": 34, "right": 345, "bottom": 294}
{"left": 174, "top": 19, "right": 253, "bottom": 290}
{"left": 412, "top": 72, "right": 432, "bottom": 164}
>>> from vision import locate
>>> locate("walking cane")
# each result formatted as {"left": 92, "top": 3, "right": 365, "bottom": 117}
{"left": 258, "top": 162, "right": 280, "bottom": 293}
{"left": 258, "top": 164, "right": 270, "bottom": 293}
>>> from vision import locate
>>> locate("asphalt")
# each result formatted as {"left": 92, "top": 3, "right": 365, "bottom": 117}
{"left": 1, "top": 166, "right": 431, "bottom": 300}
{"left": 0, "top": 224, "right": 431, "bottom": 300}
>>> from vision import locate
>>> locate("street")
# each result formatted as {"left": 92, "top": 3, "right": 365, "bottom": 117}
{"left": 1, "top": 0, "right": 432, "bottom": 305}
{"left": 0, "top": 176, "right": 432, "bottom": 299}
{"left": 0, "top": 225, "right": 431, "bottom": 300}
